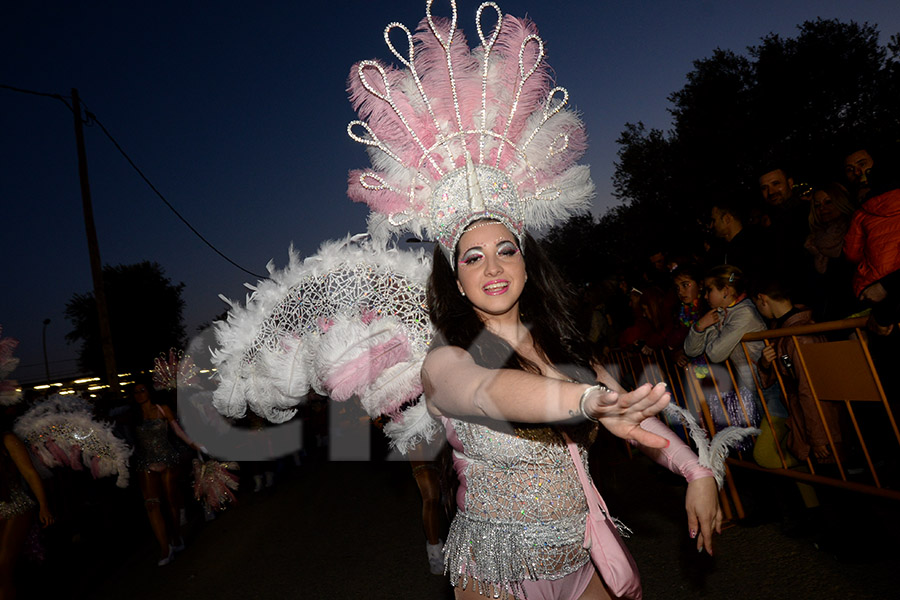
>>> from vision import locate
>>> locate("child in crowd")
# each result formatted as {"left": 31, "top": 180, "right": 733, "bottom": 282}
{"left": 753, "top": 278, "right": 840, "bottom": 464}
{"left": 684, "top": 266, "right": 767, "bottom": 447}
{"left": 670, "top": 265, "right": 706, "bottom": 367}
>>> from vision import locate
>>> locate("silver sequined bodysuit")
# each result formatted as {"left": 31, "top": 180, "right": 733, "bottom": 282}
{"left": 442, "top": 417, "right": 595, "bottom": 596}
{"left": 0, "top": 441, "right": 36, "bottom": 520}
{"left": 133, "top": 419, "right": 180, "bottom": 472}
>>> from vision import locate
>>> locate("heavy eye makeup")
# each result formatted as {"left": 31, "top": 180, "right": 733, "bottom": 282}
{"left": 458, "top": 239, "right": 520, "bottom": 267}
{"left": 496, "top": 240, "right": 520, "bottom": 258}
{"left": 458, "top": 249, "right": 485, "bottom": 266}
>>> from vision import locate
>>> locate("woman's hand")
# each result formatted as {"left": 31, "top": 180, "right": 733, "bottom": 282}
{"left": 693, "top": 310, "right": 719, "bottom": 333}
{"left": 582, "top": 382, "right": 671, "bottom": 448}
{"left": 685, "top": 477, "right": 721, "bottom": 555}
{"left": 38, "top": 503, "right": 54, "bottom": 527}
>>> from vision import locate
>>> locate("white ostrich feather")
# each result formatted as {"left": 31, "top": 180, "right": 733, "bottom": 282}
{"left": 382, "top": 398, "right": 441, "bottom": 455}
{"left": 359, "top": 360, "right": 424, "bottom": 418}
{"left": 662, "top": 403, "right": 760, "bottom": 489}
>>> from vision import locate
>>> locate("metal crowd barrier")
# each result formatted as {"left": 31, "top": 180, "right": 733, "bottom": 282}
{"left": 605, "top": 316, "right": 900, "bottom": 520}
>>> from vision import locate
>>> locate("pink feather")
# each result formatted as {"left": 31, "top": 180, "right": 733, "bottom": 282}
{"left": 380, "top": 383, "right": 426, "bottom": 417}
{"left": 69, "top": 445, "right": 84, "bottom": 471}
{"left": 44, "top": 439, "right": 71, "bottom": 468}
{"left": 360, "top": 309, "right": 381, "bottom": 325}
{"left": 347, "top": 170, "right": 409, "bottom": 214}
{"left": 491, "top": 17, "right": 551, "bottom": 153}
{"left": 325, "top": 334, "right": 411, "bottom": 401}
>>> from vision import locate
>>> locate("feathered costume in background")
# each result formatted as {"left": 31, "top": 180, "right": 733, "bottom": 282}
{"left": 0, "top": 326, "right": 22, "bottom": 406}
{"left": 153, "top": 348, "right": 200, "bottom": 391}
{"left": 192, "top": 457, "right": 240, "bottom": 512}
{"left": 14, "top": 394, "right": 133, "bottom": 487}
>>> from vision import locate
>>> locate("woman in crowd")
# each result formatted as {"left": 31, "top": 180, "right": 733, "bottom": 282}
{"left": 804, "top": 183, "right": 857, "bottom": 320}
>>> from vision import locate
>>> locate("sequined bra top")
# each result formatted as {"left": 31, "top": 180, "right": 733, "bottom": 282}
{"left": 443, "top": 417, "right": 595, "bottom": 591}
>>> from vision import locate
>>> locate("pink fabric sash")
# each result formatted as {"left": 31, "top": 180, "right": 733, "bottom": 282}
{"left": 562, "top": 432, "right": 642, "bottom": 600}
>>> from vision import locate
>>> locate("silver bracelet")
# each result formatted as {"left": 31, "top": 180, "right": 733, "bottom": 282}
{"left": 579, "top": 384, "right": 610, "bottom": 423}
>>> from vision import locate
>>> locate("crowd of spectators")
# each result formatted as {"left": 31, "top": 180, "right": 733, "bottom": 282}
{"left": 577, "top": 143, "right": 899, "bottom": 497}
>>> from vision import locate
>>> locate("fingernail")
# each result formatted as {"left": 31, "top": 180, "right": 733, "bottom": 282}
{"left": 689, "top": 529, "right": 697, "bottom": 539}
{"left": 698, "top": 547, "right": 704, "bottom": 553}
{"left": 664, "top": 439, "right": 671, "bottom": 448}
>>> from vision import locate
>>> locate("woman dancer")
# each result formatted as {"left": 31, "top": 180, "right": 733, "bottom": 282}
{"left": 337, "top": 2, "right": 725, "bottom": 596}
{"left": 422, "top": 220, "right": 720, "bottom": 599}
{"left": 208, "top": 2, "right": 727, "bottom": 597}
{"left": 131, "top": 381, "right": 200, "bottom": 566}
{"left": 1, "top": 427, "right": 53, "bottom": 600}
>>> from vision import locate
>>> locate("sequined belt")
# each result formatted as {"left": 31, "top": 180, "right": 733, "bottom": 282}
{"left": 444, "top": 509, "right": 590, "bottom": 594}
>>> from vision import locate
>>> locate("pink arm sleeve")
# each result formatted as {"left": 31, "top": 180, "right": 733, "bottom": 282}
{"left": 633, "top": 417, "right": 714, "bottom": 482}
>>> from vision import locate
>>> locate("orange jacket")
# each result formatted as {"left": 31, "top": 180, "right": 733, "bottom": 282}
{"left": 844, "top": 189, "right": 900, "bottom": 296}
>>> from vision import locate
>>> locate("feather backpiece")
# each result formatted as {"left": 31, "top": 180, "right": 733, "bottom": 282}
{"left": 0, "top": 325, "right": 22, "bottom": 406}
{"left": 211, "top": 235, "right": 437, "bottom": 452}
{"left": 14, "top": 394, "right": 133, "bottom": 487}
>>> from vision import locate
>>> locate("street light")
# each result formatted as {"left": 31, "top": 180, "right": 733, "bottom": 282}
{"left": 42, "top": 318, "right": 51, "bottom": 384}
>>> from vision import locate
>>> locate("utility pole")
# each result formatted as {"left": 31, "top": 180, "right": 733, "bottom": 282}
{"left": 71, "top": 88, "right": 118, "bottom": 392}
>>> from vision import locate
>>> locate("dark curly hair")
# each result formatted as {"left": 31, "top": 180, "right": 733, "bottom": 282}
{"left": 426, "top": 229, "right": 595, "bottom": 384}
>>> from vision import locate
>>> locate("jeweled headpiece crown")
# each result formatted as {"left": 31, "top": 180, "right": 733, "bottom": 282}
{"left": 347, "top": 0, "right": 594, "bottom": 260}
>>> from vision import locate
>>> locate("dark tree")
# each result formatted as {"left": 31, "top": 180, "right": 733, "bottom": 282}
{"left": 614, "top": 19, "right": 900, "bottom": 226}
{"left": 541, "top": 213, "right": 602, "bottom": 285}
{"left": 65, "top": 261, "right": 186, "bottom": 375}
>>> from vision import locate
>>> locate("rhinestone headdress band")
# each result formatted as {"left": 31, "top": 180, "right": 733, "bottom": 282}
{"left": 347, "top": 0, "right": 594, "bottom": 261}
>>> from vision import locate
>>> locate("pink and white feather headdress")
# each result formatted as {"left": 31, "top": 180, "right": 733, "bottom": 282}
{"left": 347, "top": 0, "right": 594, "bottom": 260}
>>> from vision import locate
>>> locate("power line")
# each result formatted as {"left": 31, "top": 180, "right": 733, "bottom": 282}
{"left": 0, "top": 83, "right": 72, "bottom": 111}
{"left": 1, "top": 84, "right": 266, "bottom": 280}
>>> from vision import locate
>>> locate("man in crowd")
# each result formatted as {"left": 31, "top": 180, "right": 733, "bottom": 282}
{"left": 707, "top": 199, "right": 769, "bottom": 279}
{"left": 843, "top": 147, "right": 875, "bottom": 203}
{"left": 758, "top": 165, "right": 811, "bottom": 297}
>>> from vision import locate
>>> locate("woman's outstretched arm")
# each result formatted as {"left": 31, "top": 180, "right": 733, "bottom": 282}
{"left": 422, "top": 345, "right": 671, "bottom": 448}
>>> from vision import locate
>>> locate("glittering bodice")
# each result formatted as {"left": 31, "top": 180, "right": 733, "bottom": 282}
{"left": 134, "top": 419, "right": 179, "bottom": 470}
{"left": 444, "top": 418, "right": 595, "bottom": 589}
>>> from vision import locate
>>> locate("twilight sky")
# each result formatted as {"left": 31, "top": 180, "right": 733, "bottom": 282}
{"left": 3, "top": 0, "right": 899, "bottom": 382}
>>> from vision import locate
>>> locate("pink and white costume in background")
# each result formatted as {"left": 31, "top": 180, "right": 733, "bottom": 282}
{"left": 442, "top": 414, "right": 713, "bottom": 599}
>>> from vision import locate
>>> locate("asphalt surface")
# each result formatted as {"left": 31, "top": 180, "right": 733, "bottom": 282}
{"left": 19, "top": 445, "right": 900, "bottom": 600}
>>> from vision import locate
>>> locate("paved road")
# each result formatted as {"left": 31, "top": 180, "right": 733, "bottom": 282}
{"left": 21, "top": 450, "right": 899, "bottom": 600}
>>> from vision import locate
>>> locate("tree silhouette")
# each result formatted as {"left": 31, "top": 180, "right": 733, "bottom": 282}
{"left": 545, "top": 19, "right": 900, "bottom": 282}
{"left": 65, "top": 261, "right": 186, "bottom": 375}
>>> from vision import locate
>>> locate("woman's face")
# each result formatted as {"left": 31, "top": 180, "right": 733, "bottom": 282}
{"left": 703, "top": 278, "right": 729, "bottom": 309}
{"left": 813, "top": 190, "right": 841, "bottom": 223}
{"left": 455, "top": 222, "right": 526, "bottom": 321}
{"left": 133, "top": 384, "right": 150, "bottom": 404}
{"left": 674, "top": 275, "right": 699, "bottom": 305}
